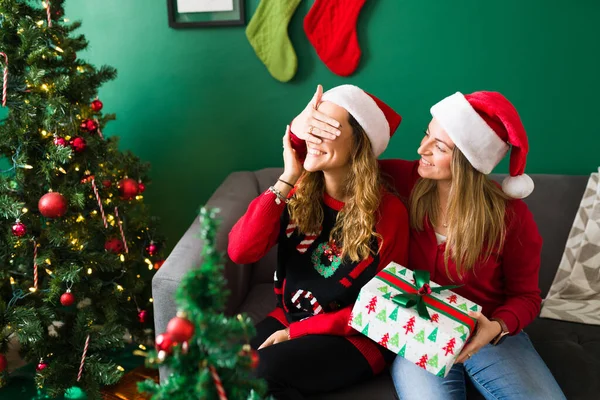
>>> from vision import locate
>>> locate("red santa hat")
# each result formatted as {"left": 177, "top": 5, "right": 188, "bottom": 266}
{"left": 430, "top": 91, "right": 534, "bottom": 199}
{"left": 321, "top": 85, "right": 402, "bottom": 157}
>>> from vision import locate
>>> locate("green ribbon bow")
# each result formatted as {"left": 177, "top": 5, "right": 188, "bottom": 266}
{"left": 392, "top": 269, "right": 461, "bottom": 319}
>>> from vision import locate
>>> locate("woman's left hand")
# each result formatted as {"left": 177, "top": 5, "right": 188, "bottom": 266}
{"left": 258, "top": 328, "right": 290, "bottom": 350}
{"left": 455, "top": 311, "right": 502, "bottom": 364}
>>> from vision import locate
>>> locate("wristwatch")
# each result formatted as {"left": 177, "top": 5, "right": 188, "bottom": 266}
{"left": 490, "top": 318, "right": 509, "bottom": 345}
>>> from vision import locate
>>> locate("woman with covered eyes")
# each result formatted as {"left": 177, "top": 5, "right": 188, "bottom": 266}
{"left": 229, "top": 84, "right": 410, "bottom": 399}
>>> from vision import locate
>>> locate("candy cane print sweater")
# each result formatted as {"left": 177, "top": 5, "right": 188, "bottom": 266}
{"left": 228, "top": 188, "right": 409, "bottom": 373}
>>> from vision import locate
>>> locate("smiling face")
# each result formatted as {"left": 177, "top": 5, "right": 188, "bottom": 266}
{"left": 303, "top": 101, "right": 355, "bottom": 174}
{"left": 417, "top": 118, "right": 455, "bottom": 181}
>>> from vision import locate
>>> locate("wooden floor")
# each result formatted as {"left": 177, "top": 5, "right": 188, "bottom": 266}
{"left": 101, "top": 367, "right": 159, "bottom": 400}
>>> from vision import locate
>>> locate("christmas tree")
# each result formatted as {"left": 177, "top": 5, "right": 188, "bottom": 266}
{"left": 442, "top": 338, "right": 456, "bottom": 356}
{"left": 378, "top": 333, "right": 389, "bottom": 348}
{"left": 366, "top": 296, "right": 377, "bottom": 314}
{"left": 403, "top": 316, "right": 416, "bottom": 334}
{"left": 415, "top": 354, "right": 428, "bottom": 369}
{"left": 139, "top": 208, "right": 268, "bottom": 400}
{"left": 0, "top": 0, "right": 164, "bottom": 397}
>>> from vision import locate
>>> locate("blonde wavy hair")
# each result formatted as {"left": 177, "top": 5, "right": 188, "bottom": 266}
{"left": 410, "top": 148, "right": 511, "bottom": 277}
{"left": 287, "top": 114, "right": 382, "bottom": 262}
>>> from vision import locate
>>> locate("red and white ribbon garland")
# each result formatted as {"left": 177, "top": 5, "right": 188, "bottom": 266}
{"left": 33, "top": 240, "right": 38, "bottom": 290}
{"left": 208, "top": 365, "right": 227, "bottom": 400}
{"left": 91, "top": 179, "right": 107, "bottom": 228}
{"left": 46, "top": 1, "right": 52, "bottom": 27}
{"left": 77, "top": 334, "right": 90, "bottom": 382}
{"left": 0, "top": 52, "right": 8, "bottom": 107}
{"left": 114, "top": 207, "right": 128, "bottom": 254}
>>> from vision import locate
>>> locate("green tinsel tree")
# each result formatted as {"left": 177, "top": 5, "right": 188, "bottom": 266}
{"left": 139, "top": 207, "right": 268, "bottom": 400}
{"left": 0, "top": 0, "right": 165, "bottom": 398}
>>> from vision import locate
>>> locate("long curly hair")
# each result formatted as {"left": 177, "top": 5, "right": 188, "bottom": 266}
{"left": 287, "top": 114, "right": 383, "bottom": 262}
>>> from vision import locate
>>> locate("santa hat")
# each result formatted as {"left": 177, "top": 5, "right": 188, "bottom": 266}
{"left": 430, "top": 91, "right": 534, "bottom": 199}
{"left": 321, "top": 85, "right": 401, "bottom": 157}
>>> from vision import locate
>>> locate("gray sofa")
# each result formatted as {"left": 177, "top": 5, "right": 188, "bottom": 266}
{"left": 153, "top": 168, "right": 600, "bottom": 399}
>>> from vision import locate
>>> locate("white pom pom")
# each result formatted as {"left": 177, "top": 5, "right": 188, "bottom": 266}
{"left": 77, "top": 297, "right": 92, "bottom": 309}
{"left": 502, "top": 174, "right": 534, "bottom": 198}
{"left": 48, "top": 321, "right": 65, "bottom": 337}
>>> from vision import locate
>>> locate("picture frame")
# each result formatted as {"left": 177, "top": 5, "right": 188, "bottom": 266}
{"left": 167, "top": 0, "right": 246, "bottom": 28}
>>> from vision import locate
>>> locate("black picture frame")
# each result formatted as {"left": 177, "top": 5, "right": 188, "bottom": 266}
{"left": 167, "top": 0, "right": 245, "bottom": 28}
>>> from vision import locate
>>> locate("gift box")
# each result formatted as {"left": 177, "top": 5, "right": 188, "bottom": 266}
{"left": 350, "top": 262, "right": 481, "bottom": 377}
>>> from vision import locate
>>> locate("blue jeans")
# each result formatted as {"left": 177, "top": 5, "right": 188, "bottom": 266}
{"left": 391, "top": 332, "right": 566, "bottom": 400}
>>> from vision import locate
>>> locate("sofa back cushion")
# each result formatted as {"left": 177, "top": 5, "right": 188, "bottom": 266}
{"left": 250, "top": 168, "right": 589, "bottom": 298}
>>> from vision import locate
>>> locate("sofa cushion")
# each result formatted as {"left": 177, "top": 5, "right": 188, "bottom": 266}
{"left": 491, "top": 174, "right": 589, "bottom": 297}
{"left": 525, "top": 318, "right": 600, "bottom": 399}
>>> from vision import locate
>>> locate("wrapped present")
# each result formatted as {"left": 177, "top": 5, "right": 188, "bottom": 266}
{"left": 350, "top": 262, "right": 481, "bottom": 377}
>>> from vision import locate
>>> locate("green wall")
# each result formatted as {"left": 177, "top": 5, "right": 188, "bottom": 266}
{"left": 64, "top": 0, "right": 600, "bottom": 249}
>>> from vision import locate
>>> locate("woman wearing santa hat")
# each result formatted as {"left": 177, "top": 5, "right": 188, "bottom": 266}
{"left": 229, "top": 84, "right": 409, "bottom": 398}
{"left": 289, "top": 88, "right": 566, "bottom": 399}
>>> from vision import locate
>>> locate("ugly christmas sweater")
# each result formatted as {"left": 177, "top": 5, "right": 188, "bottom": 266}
{"left": 228, "top": 188, "right": 409, "bottom": 373}
{"left": 378, "top": 159, "right": 543, "bottom": 335}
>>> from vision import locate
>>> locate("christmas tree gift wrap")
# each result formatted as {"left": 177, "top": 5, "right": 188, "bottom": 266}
{"left": 350, "top": 263, "right": 481, "bottom": 377}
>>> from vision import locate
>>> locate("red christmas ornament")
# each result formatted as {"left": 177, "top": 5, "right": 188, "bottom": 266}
{"left": 166, "top": 314, "right": 195, "bottom": 342}
{"left": 91, "top": 99, "right": 103, "bottom": 112}
{"left": 104, "top": 238, "right": 124, "bottom": 254}
{"left": 36, "top": 362, "right": 48, "bottom": 371}
{"left": 155, "top": 333, "right": 174, "bottom": 353}
{"left": 138, "top": 182, "right": 146, "bottom": 193}
{"left": 53, "top": 137, "right": 67, "bottom": 147}
{"left": 38, "top": 192, "right": 68, "bottom": 218}
{"left": 60, "top": 290, "right": 75, "bottom": 306}
{"left": 102, "top": 180, "right": 112, "bottom": 188}
{"left": 138, "top": 310, "right": 147, "bottom": 324}
{"left": 251, "top": 349, "right": 259, "bottom": 369}
{"left": 69, "top": 137, "right": 87, "bottom": 152}
{"left": 85, "top": 119, "right": 99, "bottom": 133}
{"left": 248, "top": 349, "right": 259, "bottom": 369}
{"left": 239, "top": 345, "right": 259, "bottom": 369}
{"left": 12, "top": 221, "right": 27, "bottom": 237}
{"left": 0, "top": 354, "right": 7, "bottom": 372}
{"left": 146, "top": 242, "right": 158, "bottom": 256}
{"left": 153, "top": 260, "right": 165, "bottom": 270}
{"left": 118, "top": 178, "right": 139, "bottom": 200}
{"left": 80, "top": 119, "right": 98, "bottom": 133}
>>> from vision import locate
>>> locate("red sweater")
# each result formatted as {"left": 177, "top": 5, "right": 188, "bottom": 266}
{"left": 379, "top": 159, "right": 542, "bottom": 334}
{"left": 228, "top": 188, "right": 409, "bottom": 373}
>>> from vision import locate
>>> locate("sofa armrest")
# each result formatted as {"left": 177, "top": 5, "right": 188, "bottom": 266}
{"left": 152, "top": 171, "right": 262, "bottom": 336}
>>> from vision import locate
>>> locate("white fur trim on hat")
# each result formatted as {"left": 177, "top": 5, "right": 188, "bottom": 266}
{"left": 430, "top": 92, "right": 509, "bottom": 174}
{"left": 321, "top": 85, "right": 390, "bottom": 157}
{"left": 502, "top": 174, "right": 534, "bottom": 199}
